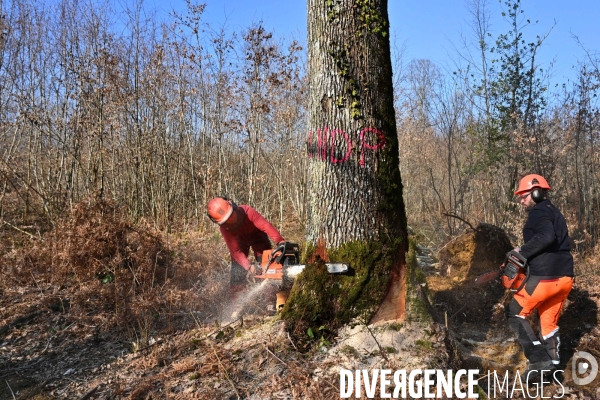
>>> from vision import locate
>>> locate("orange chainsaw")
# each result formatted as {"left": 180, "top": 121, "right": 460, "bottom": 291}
{"left": 253, "top": 242, "right": 349, "bottom": 281}
{"left": 474, "top": 250, "right": 529, "bottom": 292}
{"left": 253, "top": 242, "right": 349, "bottom": 310}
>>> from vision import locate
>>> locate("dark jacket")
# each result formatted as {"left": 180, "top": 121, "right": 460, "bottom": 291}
{"left": 519, "top": 199, "right": 574, "bottom": 277}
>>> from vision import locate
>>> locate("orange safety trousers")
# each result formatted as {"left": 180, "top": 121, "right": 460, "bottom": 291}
{"left": 513, "top": 276, "right": 573, "bottom": 336}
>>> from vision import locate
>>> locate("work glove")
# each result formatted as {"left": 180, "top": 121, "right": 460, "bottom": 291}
{"left": 246, "top": 262, "right": 261, "bottom": 282}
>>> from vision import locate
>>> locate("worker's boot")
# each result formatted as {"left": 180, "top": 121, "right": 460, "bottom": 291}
{"left": 524, "top": 360, "right": 555, "bottom": 381}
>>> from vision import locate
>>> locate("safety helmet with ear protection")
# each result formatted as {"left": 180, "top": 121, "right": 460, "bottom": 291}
{"left": 515, "top": 174, "right": 551, "bottom": 203}
{"left": 207, "top": 197, "right": 237, "bottom": 225}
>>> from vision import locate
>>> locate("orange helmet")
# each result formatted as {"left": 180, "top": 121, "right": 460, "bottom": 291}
{"left": 514, "top": 174, "right": 551, "bottom": 195}
{"left": 207, "top": 197, "right": 235, "bottom": 225}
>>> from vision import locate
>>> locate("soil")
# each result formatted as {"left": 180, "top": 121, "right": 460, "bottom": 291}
{"left": 0, "top": 289, "right": 443, "bottom": 400}
{"left": 1, "top": 220, "right": 600, "bottom": 399}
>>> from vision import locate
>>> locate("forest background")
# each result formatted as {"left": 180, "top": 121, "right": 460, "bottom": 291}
{"left": 2, "top": 0, "right": 600, "bottom": 261}
{"left": 3, "top": 1, "right": 600, "bottom": 398}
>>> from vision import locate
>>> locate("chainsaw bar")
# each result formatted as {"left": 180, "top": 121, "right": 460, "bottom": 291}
{"left": 474, "top": 270, "right": 501, "bottom": 285}
{"left": 285, "top": 263, "right": 349, "bottom": 279}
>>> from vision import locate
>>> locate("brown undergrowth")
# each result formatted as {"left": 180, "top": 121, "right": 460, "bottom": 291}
{"left": 2, "top": 205, "right": 600, "bottom": 399}
{"left": 0, "top": 196, "right": 228, "bottom": 341}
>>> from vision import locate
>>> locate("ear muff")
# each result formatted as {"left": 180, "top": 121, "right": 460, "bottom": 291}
{"left": 220, "top": 196, "right": 238, "bottom": 208}
{"left": 531, "top": 188, "right": 545, "bottom": 203}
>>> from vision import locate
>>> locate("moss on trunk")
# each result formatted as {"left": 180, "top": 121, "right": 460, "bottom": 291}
{"left": 281, "top": 236, "right": 404, "bottom": 346}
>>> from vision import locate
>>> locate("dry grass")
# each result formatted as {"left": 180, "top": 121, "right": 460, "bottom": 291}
{"left": 2, "top": 199, "right": 599, "bottom": 399}
{"left": 0, "top": 196, "right": 229, "bottom": 342}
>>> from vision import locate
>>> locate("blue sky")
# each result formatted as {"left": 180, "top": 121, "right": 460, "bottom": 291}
{"left": 155, "top": 0, "right": 599, "bottom": 85}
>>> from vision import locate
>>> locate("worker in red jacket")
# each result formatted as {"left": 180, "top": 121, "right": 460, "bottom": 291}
{"left": 207, "top": 197, "right": 285, "bottom": 303}
{"left": 509, "top": 174, "right": 574, "bottom": 379}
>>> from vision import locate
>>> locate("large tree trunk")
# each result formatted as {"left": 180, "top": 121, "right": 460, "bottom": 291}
{"left": 306, "top": 0, "right": 404, "bottom": 247}
{"left": 282, "top": 0, "right": 408, "bottom": 340}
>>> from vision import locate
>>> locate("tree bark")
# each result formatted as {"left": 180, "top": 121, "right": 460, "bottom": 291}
{"left": 306, "top": 0, "right": 405, "bottom": 248}
{"left": 282, "top": 0, "right": 408, "bottom": 336}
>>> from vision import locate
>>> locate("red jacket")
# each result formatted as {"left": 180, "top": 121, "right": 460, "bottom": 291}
{"left": 220, "top": 205, "right": 284, "bottom": 270}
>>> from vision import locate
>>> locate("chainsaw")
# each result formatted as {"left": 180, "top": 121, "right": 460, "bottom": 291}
{"left": 254, "top": 242, "right": 349, "bottom": 281}
{"left": 252, "top": 242, "right": 349, "bottom": 310}
{"left": 474, "top": 249, "right": 529, "bottom": 292}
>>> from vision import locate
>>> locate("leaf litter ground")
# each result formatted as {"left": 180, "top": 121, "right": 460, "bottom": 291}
{"left": 1, "top": 206, "right": 600, "bottom": 399}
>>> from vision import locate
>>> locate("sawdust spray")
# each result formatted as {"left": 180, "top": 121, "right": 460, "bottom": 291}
{"left": 221, "top": 279, "right": 278, "bottom": 323}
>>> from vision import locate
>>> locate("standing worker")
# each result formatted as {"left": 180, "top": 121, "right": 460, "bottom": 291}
{"left": 207, "top": 197, "right": 285, "bottom": 307}
{"left": 508, "top": 174, "right": 574, "bottom": 378}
